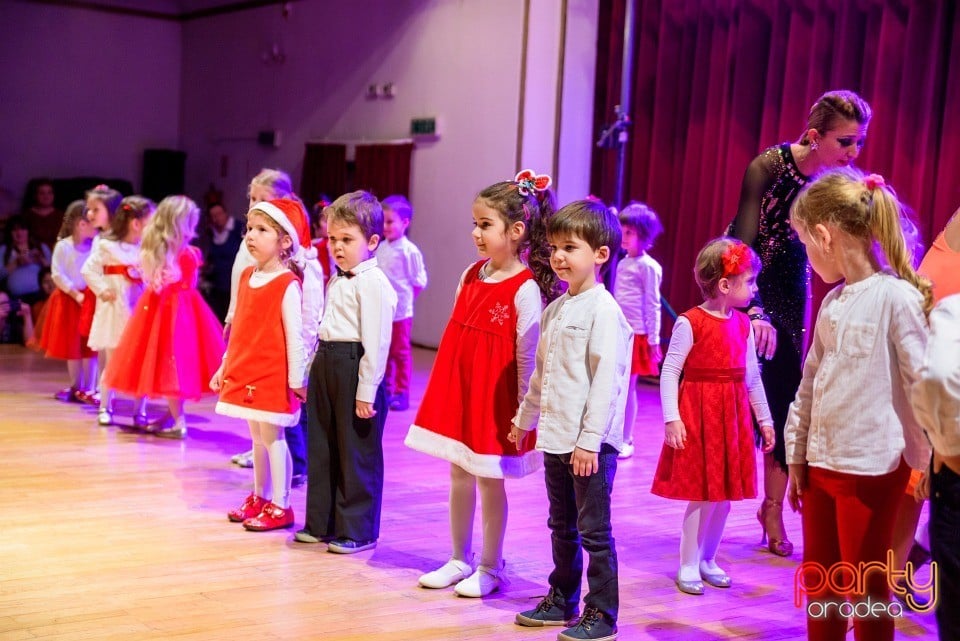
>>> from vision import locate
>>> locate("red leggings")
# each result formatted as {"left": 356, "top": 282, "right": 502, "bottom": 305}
{"left": 799, "top": 459, "right": 910, "bottom": 641}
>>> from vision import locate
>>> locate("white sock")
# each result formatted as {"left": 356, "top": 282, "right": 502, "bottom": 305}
{"left": 249, "top": 421, "right": 269, "bottom": 500}
{"left": 699, "top": 501, "right": 730, "bottom": 574}
{"left": 265, "top": 430, "right": 292, "bottom": 508}
{"left": 679, "top": 502, "right": 705, "bottom": 581}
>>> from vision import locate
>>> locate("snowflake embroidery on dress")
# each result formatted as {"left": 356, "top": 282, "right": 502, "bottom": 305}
{"left": 489, "top": 302, "right": 511, "bottom": 326}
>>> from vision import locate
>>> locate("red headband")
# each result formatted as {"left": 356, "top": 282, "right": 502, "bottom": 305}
{"left": 721, "top": 243, "right": 750, "bottom": 277}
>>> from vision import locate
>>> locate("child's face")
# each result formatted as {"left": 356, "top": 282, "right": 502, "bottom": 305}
{"left": 724, "top": 268, "right": 759, "bottom": 308}
{"left": 621, "top": 225, "right": 644, "bottom": 258}
{"left": 86, "top": 198, "right": 109, "bottom": 230}
{"left": 548, "top": 232, "right": 609, "bottom": 296}
{"left": 327, "top": 218, "right": 377, "bottom": 271}
{"left": 313, "top": 211, "right": 328, "bottom": 240}
{"left": 245, "top": 212, "right": 290, "bottom": 267}
{"left": 248, "top": 183, "right": 275, "bottom": 209}
{"left": 382, "top": 207, "right": 409, "bottom": 242}
{"left": 471, "top": 201, "right": 520, "bottom": 261}
{"left": 76, "top": 218, "right": 97, "bottom": 241}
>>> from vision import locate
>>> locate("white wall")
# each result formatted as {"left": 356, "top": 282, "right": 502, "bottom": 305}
{"left": 0, "top": 2, "right": 181, "bottom": 205}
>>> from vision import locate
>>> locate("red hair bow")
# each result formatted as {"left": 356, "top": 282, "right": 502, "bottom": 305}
{"left": 721, "top": 242, "right": 750, "bottom": 277}
{"left": 864, "top": 173, "right": 886, "bottom": 191}
{"left": 515, "top": 169, "right": 552, "bottom": 196}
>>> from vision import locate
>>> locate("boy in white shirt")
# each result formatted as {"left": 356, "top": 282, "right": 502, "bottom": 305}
{"left": 297, "top": 191, "right": 397, "bottom": 554}
{"left": 376, "top": 195, "right": 428, "bottom": 411}
{"left": 511, "top": 200, "right": 632, "bottom": 641}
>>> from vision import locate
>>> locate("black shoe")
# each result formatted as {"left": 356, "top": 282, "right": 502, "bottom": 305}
{"left": 291, "top": 473, "right": 307, "bottom": 488}
{"left": 327, "top": 537, "right": 377, "bottom": 554}
{"left": 516, "top": 588, "right": 578, "bottom": 627}
{"left": 558, "top": 608, "right": 618, "bottom": 641}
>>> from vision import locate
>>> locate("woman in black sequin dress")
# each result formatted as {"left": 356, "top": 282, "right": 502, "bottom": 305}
{"left": 729, "top": 90, "right": 872, "bottom": 556}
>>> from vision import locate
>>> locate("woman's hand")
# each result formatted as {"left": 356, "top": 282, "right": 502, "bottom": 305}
{"left": 752, "top": 316, "right": 777, "bottom": 361}
{"left": 787, "top": 463, "right": 807, "bottom": 513}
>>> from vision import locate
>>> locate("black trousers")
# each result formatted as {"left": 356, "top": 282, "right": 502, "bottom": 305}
{"left": 305, "top": 341, "right": 387, "bottom": 541}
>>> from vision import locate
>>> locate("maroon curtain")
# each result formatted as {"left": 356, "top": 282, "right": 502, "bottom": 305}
{"left": 301, "top": 143, "right": 347, "bottom": 206}
{"left": 354, "top": 142, "right": 414, "bottom": 198}
{"left": 592, "top": 0, "right": 960, "bottom": 321}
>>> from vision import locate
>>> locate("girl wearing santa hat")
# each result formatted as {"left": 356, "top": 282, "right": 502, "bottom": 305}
{"left": 103, "top": 195, "right": 226, "bottom": 438}
{"left": 211, "top": 198, "right": 310, "bottom": 532}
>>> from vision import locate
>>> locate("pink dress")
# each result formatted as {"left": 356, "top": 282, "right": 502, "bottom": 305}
{"left": 104, "top": 247, "right": 225, "bottom": 399}
{"left": 651, "top": 307, "right": 758, "bottom": 501}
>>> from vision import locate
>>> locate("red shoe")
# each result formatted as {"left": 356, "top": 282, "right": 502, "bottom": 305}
{"left": 227, "top": 493, "right": 266, "bottom": 523}
{"left": 55, "top": 387, "right": 77, "bottom": 403}
{"left": 74, "top": 390, "right": 99, "bottom": 406}
{"left": 243, "top": 502, "right": 294, "bottom": 531}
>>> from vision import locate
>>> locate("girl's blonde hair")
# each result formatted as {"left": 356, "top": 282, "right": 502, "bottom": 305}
{"left": 790, "top": 167, "right": 933, "bottom": 313}
{"left": 249, "top": 168, "right": 295, "bottom": 199}
{"left": 246, "top": 209, "right": 304, "bottom": 280}
{"left": 57, "top": 200, "right": 87, "bottom": 240}
{"left": 140, "top": 196, "right": 200, "bottom": 291}
{"left": 108, "top": 196, "right": 155, "bottom": 242}
{"left": 695, "top": 237, "right": 761, "bottom": 299}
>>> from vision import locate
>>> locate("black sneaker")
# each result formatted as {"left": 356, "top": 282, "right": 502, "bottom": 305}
{"left": 516, "top": 588, "right": 578, "bottom": 627}
{"left": 327, "top": 537, "right": 377, "bottom": 554}
{"left": 558, "top": 608, "right": 618, "bottom": 641}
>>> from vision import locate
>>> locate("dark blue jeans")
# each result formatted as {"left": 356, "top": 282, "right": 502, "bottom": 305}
{"left": 930, "top": 463, "right": 960, "bottom": 641}
{"left": 543, "top": 444, "right": 619, "bottom": 625}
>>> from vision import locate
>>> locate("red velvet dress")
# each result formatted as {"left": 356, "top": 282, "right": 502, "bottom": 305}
{"left": 38, "top": 289, "right": 95, "bottom": 359}
{"left": 405, "top": 261, "right": 540, "bottom": 479}
{"left": 104, "top": 247, "right": 225, "bottom": 399}
{"left": 651, "top": 307, "right": 758, "bottom": 501}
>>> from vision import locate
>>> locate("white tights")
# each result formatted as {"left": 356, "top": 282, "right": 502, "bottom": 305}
{"left": 678, "top": 500, "right": 731, "bottom": 581}
{"left": 248, "top": 421, "right": 291, "bottom": 508}
{"left": 66, "top": 357, "right": 98, "bottom": 392}
{"left": 449, "top": 464, "right": 507, "bottom": 569}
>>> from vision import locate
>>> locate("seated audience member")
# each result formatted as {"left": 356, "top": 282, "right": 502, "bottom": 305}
{"left": 22, "top": 179, "right": 64, "bottom": 250}
{"left": 0, "top": 288, "right": 34, "bottom": 345}
{"left": 198, "top": 202, "right": 243, "bottom": 322}
{"left": 1, "top": 216, "right": 51, "bottom": 305}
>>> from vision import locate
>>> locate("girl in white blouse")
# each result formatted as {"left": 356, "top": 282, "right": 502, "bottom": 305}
{"left": 785, "top": 168, "right": 932, "bottom": 641}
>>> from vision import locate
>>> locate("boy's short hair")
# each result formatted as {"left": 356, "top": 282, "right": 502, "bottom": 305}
{"left": 381, "top": 194, "right": 413, "bottom": 222}
{"left": 327, "top": 191, "right": 383, "bottom": 240}
{"left": 546, "top": 199, "right": 621, "bottom": 256}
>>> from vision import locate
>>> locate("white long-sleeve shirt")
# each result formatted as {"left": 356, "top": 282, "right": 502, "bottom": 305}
{"left": 912, "top": 293, "right": 960, "bottom": 457}
{"left": 376, "top": 235, "right": 428, "bottom": 321}
{"left": 319, "top": 257, "right": 397, "bottom": 402}
{"left": 614, "top": 252, "right": 662, "bottom": 344}
{"left": 50, "top": 237, "right": 92, "bottom": 295}
{"left": 785, "top": 272, "right": 931, "bottom": 474}
{"left": 513, "top": 284, "right": 632, "bottom": 454}
{"left": 659, "top": 313, "right": 772, "bottom": 425}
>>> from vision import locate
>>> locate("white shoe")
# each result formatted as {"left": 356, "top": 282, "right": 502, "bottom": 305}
{"left": 618, "top": 442, "right": 635, "bottom": 459}
{"left": 454, "top": 562, "right": 504, "bottom": 597}
{"left": 232, "top": 449, "right": 254, "bottom": 468}
{"left": 418, "top": 557, "right": 474, "bottom": 589}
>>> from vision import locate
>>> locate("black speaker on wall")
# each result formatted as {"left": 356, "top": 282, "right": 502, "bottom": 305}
{"left": 142, "top": 148, "right": 186, "bottom": 202}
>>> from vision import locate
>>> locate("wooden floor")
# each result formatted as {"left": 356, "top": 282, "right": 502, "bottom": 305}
{"left": 0, "top": 345, "right": 937, "bottom": 640}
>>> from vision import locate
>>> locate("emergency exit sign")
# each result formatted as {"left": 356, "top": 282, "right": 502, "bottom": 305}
{"left": 411, "top": 117, "right": 437, "bottom": 136}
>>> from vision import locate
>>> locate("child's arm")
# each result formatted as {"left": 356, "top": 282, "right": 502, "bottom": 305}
{"left": 408, "top": 243, "right": 428, "bottom": 298}
{"left": 80, "top": 239, "right": 111, "bottom": 300}
{"left": 514, "top": 280, "right": 542, "bottom": 404}
{"left": 281, "top": 280, "right": 307, "bottom": 401}
{"left": 912, "top": 295, "right": 960, "bottom": 464}
{"left": 300, "top": 260, "right": 324, "bottom": 366}
{"left": 745, "top": 326, "right": 775, "bottom": 452}
{"left": 356, "top": 274, "right": 397, "bottom": 416}
{"left": 660, "top": 317, "right": 693, "bottom": 449}
{"left": 578, "top": 308, "right": 632, "bottom": 453}
{"left": 511, "top": 304, "right": 551, "bottom": 450}
{"left": 640, "top": 258, "right": 663, "bottom": 359}
{"left": 50, "top": 241, "right": 82, "bottom": 302}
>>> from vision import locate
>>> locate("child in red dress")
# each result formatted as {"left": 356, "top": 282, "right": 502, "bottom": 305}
{"left": 212, "top": 199, "right": 308, "bottom": 532}
{"left": 404, "top": 170, "right": 561, "bottom": 597}
{"left": 103, "top": 196, "right": 225, "bottom": 438}
{"left": 41, "top": 200, "right": 98, "bottom": 401}
{"left": 651, "top": 237, "right": 775, "bottom": 595}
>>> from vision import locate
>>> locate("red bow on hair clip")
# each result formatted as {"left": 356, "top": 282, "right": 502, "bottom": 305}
{"left": 515, "top": 169, "right": 552, "bottom": 197}
{"left": 721, "top": 242, "right": 750, "bottom": 277}
{"left": 864, "top": 173, "right": 886, "bottom": 191}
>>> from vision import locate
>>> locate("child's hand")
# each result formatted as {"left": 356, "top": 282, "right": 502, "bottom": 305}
{"left": 651, "top": 343, "right": 663, "bottom": 364}
{"left": 209, "top": 368, "right": 223, "bottom": 392}
{"left": 356, "top": 400, "right": 376, "bottom": 419}
{"left": 74, "top": 291, "right": 85, "bottom": 305}
{"left": 571, "top": 447, "right": 599, "bottom": 476}
{"left": 665, "top": 420, "right": 686, "bottom": 449}
{"left": 759, "top": 424, "right": 776, "bottom": 453}
{"left": 100, "top": 289, "right": 117, "bottom": 302}
{"left": 787, "top": 463, "right": 807, "bottom": 513}
{"left": 291, "top": 386, "right": 307, "bottom": 402}
{"left": 914, "top": 470, "right": 930, "bottom": 502}
{"left": 507, "top": 424, "right": 529, "bottom": 451}
{"left": 222, "top": 322, "right": 232, "bottom": 343}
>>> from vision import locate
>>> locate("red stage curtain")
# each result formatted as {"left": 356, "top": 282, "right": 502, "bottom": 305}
{"left": 354, "top": 142, "right": 414, "bottom": 199}
{"left": 301, "top": 143, "right": 347, "bottom": 206}
{"left": 592, "top": 0, "right": 960, "bottom": 322}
